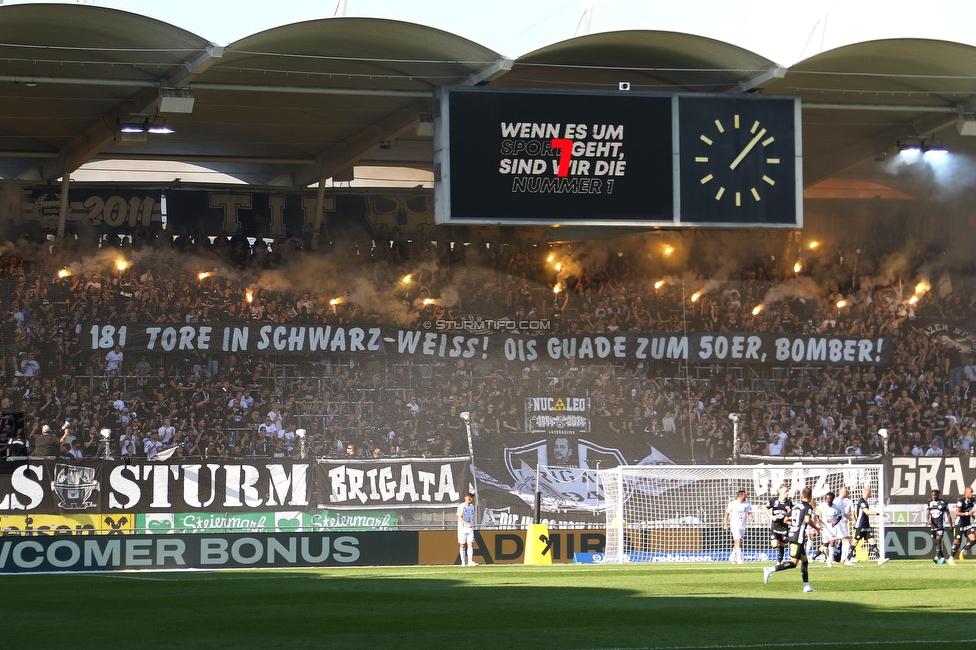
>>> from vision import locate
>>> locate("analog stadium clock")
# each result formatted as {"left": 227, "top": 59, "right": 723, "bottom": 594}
{"left": 677, "top": 95, "right": 801, "bottom": 226}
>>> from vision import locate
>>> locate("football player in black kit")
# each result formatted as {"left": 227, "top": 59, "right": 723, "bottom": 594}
{"left": 926, "top": 489, "right": 951, "bottom": 564}
{"left": 763, "top": 486, "right": 818, "bottom": 593}
{"left": 947, "top": 486, "right": 976, "bottom": 566}
{"left": 765, "top": 483, "right": 792, "bottom": 563}
{"left": 852, "top": 486, "right": 889, "bottom": 565}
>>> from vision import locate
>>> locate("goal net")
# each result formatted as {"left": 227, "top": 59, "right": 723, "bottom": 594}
{"left": 597, "top": 464, "right": 885, "bottom": 564}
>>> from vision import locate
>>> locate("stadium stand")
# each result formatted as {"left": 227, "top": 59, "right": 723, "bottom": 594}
{"left": 0, "top": 225, "right": 969, "bottom": 469}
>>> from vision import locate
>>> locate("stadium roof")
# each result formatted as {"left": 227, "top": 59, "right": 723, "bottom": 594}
{"left": 2, "top": 3, "right": 976, "bottom": 193}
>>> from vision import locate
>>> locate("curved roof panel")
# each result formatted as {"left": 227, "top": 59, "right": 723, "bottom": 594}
{"left": 763, "top": 39, "right": 976, "bottom": 183}
{"left": 213, "top": 17, "right": 500, "bottom": 92}
{"left": 106, "top": 18, "right": 504, "bottom": 185}
{"left": 776, "top": 38, "right": 976, "bottom": 105}
{"left": 497, "top": 30, "right": 779, "bottom": 93}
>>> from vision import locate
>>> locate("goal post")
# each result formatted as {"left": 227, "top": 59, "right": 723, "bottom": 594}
{"left": 597, "top": 464, "right": 885, "bottom": 564}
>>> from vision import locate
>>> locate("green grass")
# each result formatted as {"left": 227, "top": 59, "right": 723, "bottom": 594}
{"left": 4, "top": 561, "right": 972, "bottom": 649}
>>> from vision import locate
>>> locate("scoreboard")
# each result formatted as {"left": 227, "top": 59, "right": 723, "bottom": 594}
{"left": 433, "top": 86, "right": 801, "bottom": 228}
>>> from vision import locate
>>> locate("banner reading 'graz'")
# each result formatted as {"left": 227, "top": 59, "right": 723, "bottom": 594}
{"left": 886, "top": 456, "right": 976, "bottom": 502}
{"left": 83, "top": 322, "right": 891, "bottom": 366}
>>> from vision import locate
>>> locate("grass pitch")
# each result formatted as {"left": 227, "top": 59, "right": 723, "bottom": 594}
{"left": 4, "top": 561, "right": 972, "bottom": 649}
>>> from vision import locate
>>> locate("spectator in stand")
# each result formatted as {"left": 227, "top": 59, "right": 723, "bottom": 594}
{"left": 19, "top": 351, "right": 39, "bottom": 378}
{"left": 767, "top": 425, "right": 788, "bottom": 456}
{"left": 105, "top": 344, "right": 124, "bottom": 377}
{"left": 31, "top": 424, "right": 58, "bottom": 457}
{"left": 144, "top": 432, "right": 162, "bottom": 461}
{"left": 120, "top": 427, "right": 138, "bottom": 457}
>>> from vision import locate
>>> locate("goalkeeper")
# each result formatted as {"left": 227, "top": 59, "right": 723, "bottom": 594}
{"left": 457, "top": 492, "right": 477, "bottom": 567}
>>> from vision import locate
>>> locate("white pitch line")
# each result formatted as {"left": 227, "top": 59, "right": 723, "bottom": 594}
{"left": 576, "top": 639, "right": 976, "bottom": 650}
{"left": 95, "top": 573, "right": 176, "bottom": 582}
{"left": 94, "top": 571, "right": 309, "bottom": 582}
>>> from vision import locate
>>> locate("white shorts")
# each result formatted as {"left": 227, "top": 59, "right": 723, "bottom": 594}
{"left": 835, "top": 522, "right": 849, "bottom": 539}
{"left": 822, "top": 522, "right": 843, "bottom": 543}
{"left": 730, "top": 526, "right": 747, "bottom": 541}
{"left": 821, "top": 526, "right": 835, "bottom": 543}
{"left": 458, "top": 528, "right": 474, "bottom": 545}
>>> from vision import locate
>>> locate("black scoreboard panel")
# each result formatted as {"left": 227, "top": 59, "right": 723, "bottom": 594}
{"left": 433, "top": 87, "right": 801, "bottom": 229}
{"left": 677, "top": 95, "right": 799, "bottom": 226}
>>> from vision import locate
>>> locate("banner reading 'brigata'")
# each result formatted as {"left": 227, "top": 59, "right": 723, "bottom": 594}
{"left": 83, "top": 322, "right": 890, "bottom": 366}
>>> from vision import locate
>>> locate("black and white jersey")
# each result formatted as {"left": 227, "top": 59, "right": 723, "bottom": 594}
{"left": 787, "top": 501, "right": 814, "bottom": 544}
{"left": 954, "top": 496, "right": 975, "bottom": 528}
{"left": 768, "top": 497, "right": 793, "bottom": 534}
{"left": 854, "top": 497, "right": 874, "bottom": 530}
{"left": 928, "top": 498, "right": 950, "bottom": 528}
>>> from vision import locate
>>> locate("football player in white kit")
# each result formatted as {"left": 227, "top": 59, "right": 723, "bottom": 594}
{"left": 814, "top": 492, "right": 843, "bottom": 567}
{"left": 457, "top": 492, "right": 477, "bottom": 566}
{"left": 834, "top": 487, "right": 854, "bottom": 565}
{"left": 724, "top": 490, "right": 755, "bottom": 564}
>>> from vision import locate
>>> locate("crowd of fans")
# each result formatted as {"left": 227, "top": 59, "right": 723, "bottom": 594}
{"left": 0, "top": 225, "right": 974, "bottom": 465}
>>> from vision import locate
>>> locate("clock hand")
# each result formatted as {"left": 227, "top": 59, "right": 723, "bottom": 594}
{"left": 729, "top": 127, "right": 767, "bottom": 170}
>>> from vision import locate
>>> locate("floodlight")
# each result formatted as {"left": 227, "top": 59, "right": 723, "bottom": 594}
{"left": 159, "top": 87, "right": 195, "bottom": 113}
